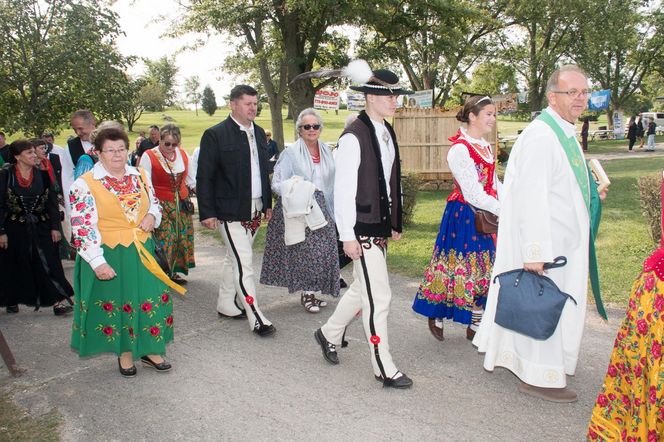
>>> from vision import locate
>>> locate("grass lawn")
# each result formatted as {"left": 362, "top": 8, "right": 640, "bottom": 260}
{"left": 388, "top": 156, "right": 663, "bottom": 307}
{"left": 0, "top": 392, "right": 62, "bottom": 441}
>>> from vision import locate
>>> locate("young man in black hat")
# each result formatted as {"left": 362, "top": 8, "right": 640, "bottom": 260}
{"left": 197, "top": 84, "right": 275, "bottom": 337}
{"left": 314, "top": 69, "right": 413, "bottom": 388}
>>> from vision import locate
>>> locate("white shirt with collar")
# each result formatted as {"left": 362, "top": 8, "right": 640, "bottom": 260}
{"left": 69, "top": 162, "right": 162, "bottom": 270}
{"left": 334, "top": 117, "right": 395, "bottom": 242}
{"left": 230, "top": 115, "right": 262, "bottom": 199}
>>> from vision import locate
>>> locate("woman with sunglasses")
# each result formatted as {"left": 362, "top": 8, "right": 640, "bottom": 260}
{"left": 260, "top": 108, "right": 340, "bottom": 312}
{"left": 412, "top": 95, "right": 500, "bottom": 342}
{"left": 139, "top": 124, "right": 196, "bottom": 284}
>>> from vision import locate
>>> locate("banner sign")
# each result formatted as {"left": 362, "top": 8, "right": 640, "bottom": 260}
{"left": 613, "top": 109, "right": 624, "bottom": 139}
{"left": 403, "top": 89, "right": 433, "bottom": 109}
{"left": 588, "top": 90, "right": 611, "bottom": 111}
{"left": 346, "top": 92, "right": 366, "bottom": 111}
{"left": 314, "top": 89, "right": 340, "bottom": 110}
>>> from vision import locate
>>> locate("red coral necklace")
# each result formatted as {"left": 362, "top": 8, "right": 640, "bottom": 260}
{"left": 15, "top": 167, "right": 34, "bottom": 188}
{"left": 105, "top": 175, "right": 133, "bottom": 193}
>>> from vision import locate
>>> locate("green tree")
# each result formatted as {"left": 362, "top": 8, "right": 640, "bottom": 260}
{"left": 570, "top": 0, "right": 664, "bottom": 126}
{"left": 201, "top": 85, "right": 217, "bottom": 116}
{"left": 499, "top": 0, "right": 580, "bottom": 112}
{"left": 466, "top": 62, "right": 518, "bottom": 95}
{"left": 184, "top": 75, "right": 202, "bottom": 115}
{"left": 181, "top": 0, "right": 354, "bottom": 146}
{"left": 0, "top": 0, "right": 131, "bottom": 136}
{"left": 144, "top": 56, "right": 179, "bottom": 107}
{"left": 358, "top": 0, "right": 510, "bottom": 106}
{"left": 119, "top": 77, "right": 147, "bottom": 132}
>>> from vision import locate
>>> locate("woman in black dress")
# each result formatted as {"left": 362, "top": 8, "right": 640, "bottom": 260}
{"left": 0, "top": 140, "right": 73, "bottom": 315}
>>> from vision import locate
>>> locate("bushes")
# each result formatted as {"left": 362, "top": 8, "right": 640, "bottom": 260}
{"left": 637, "top": 173, "right": 662, "bottom": 245}
{"left": 401, "top": 173, "right": 422, "bottom": 226}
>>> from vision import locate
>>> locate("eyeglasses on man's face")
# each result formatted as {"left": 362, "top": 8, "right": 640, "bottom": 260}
{"left": 552, "top": 89, "right": 591, "bottom": 99}
{"left": 300, "top": 124, "right": 321, "bottom": 131}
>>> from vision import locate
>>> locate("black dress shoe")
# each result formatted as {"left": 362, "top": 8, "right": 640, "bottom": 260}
{"left": 375, "top": 371, "right": 413, "bottom": 389}
{"left": 140, "top": 355, "right": 172, "bottom": 372}
{"left": 218, "top": 310, "right": 247, "bottom": 319}
{"left": 118, "top": 358, "right": 137, "bottom": 377}
{"left": 53, "top": 305, "right": 73, "bottom": 316}
{"left": 170, "top": 274, "right": 187, "bottom": 285}
{"left": 339, "top": 278, "right": 348, "bottom": 289}
{"left": 253, "top": 322, "right": 276, "bottom": 337}
{"left": 314, "top": 328, "right": 339, "bottom": 364}
{"left": 6, "top": 305, "right": 19, "bottom": 314}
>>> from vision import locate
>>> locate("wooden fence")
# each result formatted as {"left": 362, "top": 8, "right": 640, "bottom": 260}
{"left": 393, "top": 108, "right": 497, "bottom": 183}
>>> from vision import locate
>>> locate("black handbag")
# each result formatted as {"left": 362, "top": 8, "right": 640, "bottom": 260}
{"left": 493, "top": 256, "right": 577, "bottom": 340}
{"left": 153, "top": 243, "right": 170, "bottom": 275}
{"left": 179, "top": 198, "right": 195, "bottom": 215}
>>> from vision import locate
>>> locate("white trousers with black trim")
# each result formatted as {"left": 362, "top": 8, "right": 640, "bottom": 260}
{"left": 216, "top": 199, "right": 271, "bottom": 330}
{"left": 321, "top": 237, "right": 398, "bottom": 378}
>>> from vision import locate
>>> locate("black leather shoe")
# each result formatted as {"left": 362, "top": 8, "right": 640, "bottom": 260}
{"left": 253, "top": 322, "right": 276, "bottom": 337}
{"left": 339, "top": 278, "right": 348, "bottom": 289}
{"left": 6, "top": 305, "right": 19, "bottom": 314}
{"left": 140, "top": 355, "right": 172, "bottom": 372}
{"left": 118, "top": 358, "right": 137, "bottom": 377}
{"left": 218, "top": 310, "right": 247, "bottom": 319}
{"left": 314, "top": 328, "right": 339, "bottom": 364}
{"left": 53, "top": 304, "right": 73, "bottom": 316}
{"left": 375, "top": 372, "right": 413, "bottom": 389}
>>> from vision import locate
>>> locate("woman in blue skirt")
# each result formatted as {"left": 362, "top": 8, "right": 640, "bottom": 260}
{"left": 412, "top": 95, "right": 500, "bottom": 342}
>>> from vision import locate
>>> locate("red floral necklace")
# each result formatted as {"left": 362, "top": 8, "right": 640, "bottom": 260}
{"left": 15, "top": 167, "right": 34, "bottom": 188}
{"left": 308, "top": 147, "right": 320, "bottom": 164}
{"left": 105, "top": 175, "right": 134, "bottom": 194}
{"left": 159, "top": 148, "right": 176, "bottom": 163}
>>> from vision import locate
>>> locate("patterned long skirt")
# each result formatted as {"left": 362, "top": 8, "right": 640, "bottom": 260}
{"left": 260, "top": 192, "right": 340, "bottom": 297}
{"left": 587, "top": 269, "right": 664, "bottom": 441}
{"left": 71, "top": 238, "right": 174, "bottom": 358}
{"left": 153, "top": 199, "right": 195, "bottom": 275}
{"left": 412, "top": 200, "right": 495, "bottom": 325}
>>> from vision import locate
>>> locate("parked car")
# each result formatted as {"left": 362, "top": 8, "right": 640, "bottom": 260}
{"left": 639, "top": 112, "right": 664, "bottom": 131}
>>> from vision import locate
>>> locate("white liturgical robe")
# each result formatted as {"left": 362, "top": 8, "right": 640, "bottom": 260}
{"left": 473, "top": 107, "right": 590, "bottom": 388}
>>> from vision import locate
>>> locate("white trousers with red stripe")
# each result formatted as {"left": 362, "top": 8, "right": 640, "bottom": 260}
{"left": 216, "top": 200, "right": 271, "bottom": 330}
{"left": 321, "top": 237, "right": 398, "bottom": 378}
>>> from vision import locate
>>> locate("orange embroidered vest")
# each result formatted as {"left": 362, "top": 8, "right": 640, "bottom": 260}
{"left": 145, "top": 148, "right": 189, "bottom": 202}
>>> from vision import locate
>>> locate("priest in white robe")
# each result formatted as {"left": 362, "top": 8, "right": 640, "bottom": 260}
{"left": 473, "top": 65, "right": 607, "bottom": 403}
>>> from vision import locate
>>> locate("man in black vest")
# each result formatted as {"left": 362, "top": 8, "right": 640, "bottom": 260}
{"left": 314, "top": 69, "right": 413, "bottom": 388}
{"left": 62, "top": 109, "right": 96, "bottom": 215}
{"left": 197, "top": 85, "right": 275, "bottom": 337}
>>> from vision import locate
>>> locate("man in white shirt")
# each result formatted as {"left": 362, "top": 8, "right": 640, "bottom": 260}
{"left": 62, "top": 110, "right": 97, "bottom": 214}
{"left": 314, "top": 69, "right": 413, "bottom": 389}
{"left": 474, "top": 65, "right": 608, "bottom": 402}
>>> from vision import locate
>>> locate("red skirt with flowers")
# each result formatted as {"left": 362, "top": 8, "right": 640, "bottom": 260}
{"left": 587, "top": 256, "right": 664, "bottom": 441}
{"left": 71, "top": 238, "right": 174, "bottom": 358}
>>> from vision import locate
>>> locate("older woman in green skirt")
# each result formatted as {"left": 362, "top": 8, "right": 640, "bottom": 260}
{"left": 69, "top": 126, "right": 185, "bottom": 377}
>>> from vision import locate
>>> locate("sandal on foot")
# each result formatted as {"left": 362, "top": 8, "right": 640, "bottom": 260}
{"left": 311, "top": 294, "right": 327, "bottom": 308}
{"left": 301, "top": 293, "right": 320, "bottom": 313}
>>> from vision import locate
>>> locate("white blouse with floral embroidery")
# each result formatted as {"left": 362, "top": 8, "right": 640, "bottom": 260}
{"left": 69, "top": 162, "right": 162, "bottom": 270}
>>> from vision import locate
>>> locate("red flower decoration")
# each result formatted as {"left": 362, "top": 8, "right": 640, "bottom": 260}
{"left": 102, "top": 326, "right": 113, "bottom": 336}
{"left": 370, "top": 335, "right": 380, "bottom": 345}
{"left": 597, "top": 393, "right": 608, "bottom": 407}
{"left": 161, "top": 293, "right": 169, "bottom": 303}
{"left": 141, "top": 302, "right": 152, "bottom": 312}
{"left": 245, "top": 295, "right": 254, "bottom": 305}
{"left": 653, "top": 340, "right": 662, "bottom": 359}
{"left": 77, "top": 228, "right": 88, "bottom": 237}
{"left": 636, "top": 318, "right": 648, "bottom": 335}
{"left": 607, "top": 365, "right": 617, "bottom": 377}
{"left": 75, "top": 202, "right": 86, "bottom": 211}
{"left": 150, "top": 326, "right": 160, "bottom": 336}
{"left": 122, "top": 304, "right": 132, "bottom": 313}
{"left": 166, "top": 315, "right": 173, "bottom": 326}
{"left": 128, "top": 327, "right": 134, "bottom": 337}
{"left": 102, "top": 302, "right": 113, "bottom": 312}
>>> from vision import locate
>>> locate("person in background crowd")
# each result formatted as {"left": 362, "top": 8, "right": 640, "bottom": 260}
{"left": 265, "top": 130, "right": 279, "bottom": 160}
{"left": 0, "top": 132, "right": 8, "bottom": 163}
{"left": 636, "top": 115, "right": 645, "bottom": 149}
{"left": 581, "top": 117, "right": 589, "bottom": 151}
{"left": 474, "top": 65, "right": 607, "bottom": 403}
{"left": 190, "top": 146, "right": 200, "bottom": 182}
{"left": 136, "top": 125, "right": 160, "bottom": 161}
{"left": 314, "top": 69, "right": 412, "bottom": 389}
{"left": 587, "top": 174, "right": 664, "bottom": 441}
{"left": 261, "top": 108, "right": 339, "bottom": 313}
{"left": 69, "top": 126, "right": 184, "bottom": 377}
{"left": 0, "top": 140, "right": 73, "bottom": 315}
{"left": 627, "top": 115, "right": 638, "bottom": 152}
{"left": 62, "top": 110, "right": 97, "bottom": 215}
{"left": 139, "top": 124, "right": 196, "bottom": 284}
{"left": 646, "top": 117, "right": 656, "bottom": 152}
{"left": 412, "top": 95, "right": 500, "bottom": 342}
{"left": 129, "top": 136, "right": 145, "bottom": 167}
{"left": 197, "top": 84, "right": 275, "bottom": 337}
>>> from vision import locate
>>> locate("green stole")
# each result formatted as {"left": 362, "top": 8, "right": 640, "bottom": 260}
{"left": 537, "top": 111, "right": 607, "bottom": 320}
